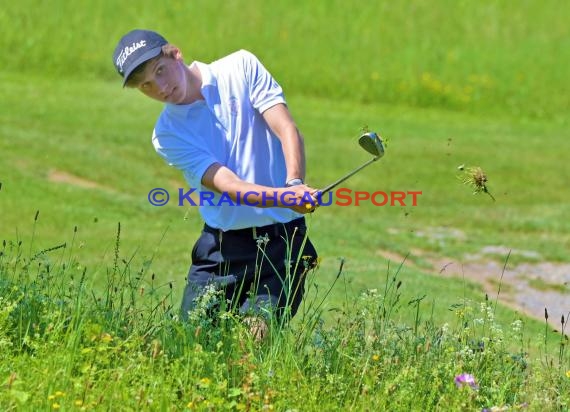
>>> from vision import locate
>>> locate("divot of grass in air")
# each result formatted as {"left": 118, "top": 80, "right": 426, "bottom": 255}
{"left": 458, "top": 164, "right": 496, "bottom": 201}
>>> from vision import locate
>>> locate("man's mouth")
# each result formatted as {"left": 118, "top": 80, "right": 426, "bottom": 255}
{"left": 165, "top": 88, "right": 175, "bottom": 100}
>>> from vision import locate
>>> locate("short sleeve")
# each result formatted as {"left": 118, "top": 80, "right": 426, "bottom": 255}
{"left": 240, "top": 50, "right": 286, "bottom": 113}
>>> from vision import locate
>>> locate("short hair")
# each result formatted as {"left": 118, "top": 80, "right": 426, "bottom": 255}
{"left": 124, "top": 44, "right": 180, "bottom": 88}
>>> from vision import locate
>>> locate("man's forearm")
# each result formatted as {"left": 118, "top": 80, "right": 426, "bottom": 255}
{"left": 280, "top": 125, "right": 306, "bottom": 183}
{"left": 262, "top": 104, "right": 306, "bottom": 182}
{"left": 201, "top": 163, "right": 316, "bottom": 213}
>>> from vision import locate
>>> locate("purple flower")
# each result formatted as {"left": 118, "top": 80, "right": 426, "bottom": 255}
{"left": 454, "top": 373, "right": 479, "bottom": 390}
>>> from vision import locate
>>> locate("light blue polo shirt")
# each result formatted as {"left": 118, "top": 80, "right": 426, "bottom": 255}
{"left": 152, "top": 50, "right": 301, "bottom": 230}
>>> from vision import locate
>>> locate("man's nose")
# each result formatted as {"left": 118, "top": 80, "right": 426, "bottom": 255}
{"left": 156, "top": 78, "right": 169, "bottom": 95}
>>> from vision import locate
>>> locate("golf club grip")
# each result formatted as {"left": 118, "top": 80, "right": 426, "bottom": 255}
{"left": 320, "top": 157, "right": 378, "bottom": 194}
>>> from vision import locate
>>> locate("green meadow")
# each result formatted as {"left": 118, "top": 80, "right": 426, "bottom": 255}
{"left": 1, "top": 1, "right": 569, "bottom": 410}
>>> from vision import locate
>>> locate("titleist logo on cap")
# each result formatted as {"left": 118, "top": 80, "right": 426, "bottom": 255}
{"left": 116, "top": 40, "right": 147, "bottom": 73}
{"left": 113, "top": 30, "right": 168, "bottom": 85}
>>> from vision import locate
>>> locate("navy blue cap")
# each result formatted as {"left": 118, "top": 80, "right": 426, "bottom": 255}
{"left": 113, "top": 29, "right": 168, "bottom": 86}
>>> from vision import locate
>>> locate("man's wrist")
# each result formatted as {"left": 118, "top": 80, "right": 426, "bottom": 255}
{"left": 285, "top": 178, "right": 304, "bottom": 187}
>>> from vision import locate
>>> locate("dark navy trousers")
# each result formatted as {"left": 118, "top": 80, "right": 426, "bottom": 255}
{"left": 180, "top": 217, "right": 318, "bottom": 321}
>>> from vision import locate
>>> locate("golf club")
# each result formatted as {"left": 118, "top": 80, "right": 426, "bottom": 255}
{"left": 320, "top": 131, "right": 385, "bottom": 195}
{"left": 304, "top": 132, "right": 385, "bottom": 210}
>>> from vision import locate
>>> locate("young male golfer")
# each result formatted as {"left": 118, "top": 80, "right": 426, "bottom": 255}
{"left": 112, "top": 29, "right": 319, "bottom": 336}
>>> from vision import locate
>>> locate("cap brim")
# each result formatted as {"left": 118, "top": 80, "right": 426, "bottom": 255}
{"left": 121, "top": 46, "right": 164, "bottom": 87}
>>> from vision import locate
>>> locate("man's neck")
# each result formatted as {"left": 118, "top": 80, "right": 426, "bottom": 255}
{"left": 179, "top": 63, "right": 204, "bottom": 105}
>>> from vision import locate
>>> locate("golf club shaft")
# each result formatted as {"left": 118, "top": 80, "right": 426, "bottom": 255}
{"left": 320, "top": 157, "right": 378, "bottom": 194}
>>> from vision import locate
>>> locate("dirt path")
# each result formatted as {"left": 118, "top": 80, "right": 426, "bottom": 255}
{"left": 430, "top": 256, "right": 570, "bottom": 322}
{"left": 381, "top": 248, "right": 570, "bottom": 324}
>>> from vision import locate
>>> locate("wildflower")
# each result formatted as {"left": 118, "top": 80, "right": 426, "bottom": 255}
{"left": 372, "top": 354, "right": 380, "bottom": 362}
{"left": 75, "top": 400, "right": 83, "bottom": 406}
{"left": 511, "top": 319, "right": 523, "bottom": 333}
{"left": 566, "top": 370, "right": 570, "bottom": 378}
{"left": 48, "top": 395, "right": 56, "bottom": 401}
{"left": 54, "top": 391, "right": 65, "bottom": 397}
{"left": 454, "top": 373, "right": 479, "bottom": 390}
{"left": 255, "top": 233, "right": 270, "bottom": 246}
{"left": 52, "top": 403, "right": 61, "bottom": 410}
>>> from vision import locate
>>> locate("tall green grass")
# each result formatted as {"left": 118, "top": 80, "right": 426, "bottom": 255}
{"left": 1, "top": 226, "right": 568, "bottom": 410}
{"left": 1, "top": 0, "right": 568, "bottom": 120}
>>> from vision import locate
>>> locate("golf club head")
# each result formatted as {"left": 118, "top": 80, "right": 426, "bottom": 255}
{"left": 318, "top": 131, "right": 386, "bottom": 195}
{"left": 358, "top": 132, "right": 385, "bottom": 159}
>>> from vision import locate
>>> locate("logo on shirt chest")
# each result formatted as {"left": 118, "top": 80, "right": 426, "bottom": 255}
{"left": 228, "top": 97, "right": 239, "bottom": 117}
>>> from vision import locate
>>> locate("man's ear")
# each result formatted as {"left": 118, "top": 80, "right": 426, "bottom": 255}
{"left": 174, "top": 47, "right": 183, "bottom": 60}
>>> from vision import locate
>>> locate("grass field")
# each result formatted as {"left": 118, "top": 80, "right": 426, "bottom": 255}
{"left": 2, "top": 0, "right": 569, "bottom": 121}
{"left": 1, "top": 1, "right": 569, "bottom": 410}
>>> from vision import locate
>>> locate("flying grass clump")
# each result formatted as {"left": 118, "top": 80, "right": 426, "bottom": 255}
{"left": 457, "top": 165, "right": 496, "bottom": 201}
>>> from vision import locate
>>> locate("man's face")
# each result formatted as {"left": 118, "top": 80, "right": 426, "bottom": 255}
{"left": 135, "top": 53, "right": 187, "bottom": 104}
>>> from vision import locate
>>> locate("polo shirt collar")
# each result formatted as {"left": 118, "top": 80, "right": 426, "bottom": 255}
{"left": 164, "top": 61, "right": 217, "bottom": 116}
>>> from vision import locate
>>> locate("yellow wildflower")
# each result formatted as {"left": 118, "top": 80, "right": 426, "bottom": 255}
{"left": 52, "top": 403, "right": 61, "bottom": 410}
{"left": 48, "top": 395, "right": 56, "bottom": 401}
{"left": 372, "top": 354, "right": 380, "bottom": 362}
{"left": 566, "top": 370, "right": 570, "bottom": 378}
